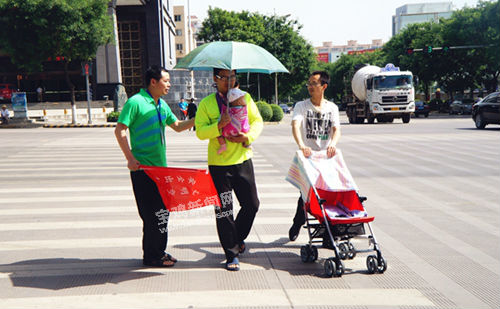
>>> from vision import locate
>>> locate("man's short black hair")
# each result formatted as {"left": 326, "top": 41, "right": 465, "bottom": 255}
{"left": 213, "top": 68, "right": 236, "bottom": 77}
{"left": 145, "top": 65, "right": 168, "bottom": 87}
{"left": 311, "top": 70, "right": 330, "bottom": 85}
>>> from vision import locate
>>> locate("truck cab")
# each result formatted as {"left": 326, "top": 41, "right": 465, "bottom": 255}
{"left": 367, "top": 70, "right": 415, "bottom": 122}
{"left": 347, "top": 63, "right": 415, "bottom": 124}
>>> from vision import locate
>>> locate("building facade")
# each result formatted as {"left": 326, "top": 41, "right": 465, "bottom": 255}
{"left": 392, "top": 2, "right": 453, "bottom": 36}
{"left": 0, "top": 0, "right": 213, "bottom": 110}
{"left": 97, "top": 0, "right": 177, "bottom": 99}
{"left": 315, "top": 40, "right": 384, "bottom": 63}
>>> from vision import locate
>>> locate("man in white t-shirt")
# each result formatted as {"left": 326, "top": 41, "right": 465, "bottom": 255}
{"left": 289, "top": 71, "right": 341, "bottom": 241}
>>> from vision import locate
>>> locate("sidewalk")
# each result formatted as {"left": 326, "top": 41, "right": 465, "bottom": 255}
{"left": 1, "top": 100, "right": 116, "bottom": 128}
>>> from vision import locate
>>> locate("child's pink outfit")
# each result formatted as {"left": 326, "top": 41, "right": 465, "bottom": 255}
{"left": 217, "top": 88, "right": 251, "bottom": 154}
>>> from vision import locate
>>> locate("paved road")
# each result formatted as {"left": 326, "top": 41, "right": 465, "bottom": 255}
{"left": 0, "top": 115, "right": 498, "bottom": 308}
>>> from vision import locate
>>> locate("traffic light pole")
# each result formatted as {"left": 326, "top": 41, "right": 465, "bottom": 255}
{"left": 408, "top": 44, "right": 494, "bottom": 53}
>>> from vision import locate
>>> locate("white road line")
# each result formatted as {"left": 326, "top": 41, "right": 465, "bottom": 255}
{"left": 0, "top": 192, "right": 297, "bottom": 204}
{"left": 0, "top": 289, "right": 433, "bottom": 308}
{"left": 0, "top": 216, "right": 303, "bottom": 231}
{"left": 0, "top": 202, "right": 298, "bottom": 216}
{"left": 0, "top": 169, "right": 281, "bottom": 178}
{"left": 0, "top": 163, "right": 274, "bottom": 172}
{"left": 0, "top": 182, "right": 293, "bottom": 194}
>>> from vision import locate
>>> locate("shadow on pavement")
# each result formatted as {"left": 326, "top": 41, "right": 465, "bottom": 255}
{"left": 173, "top": 237, "right": 370, "bottom": 277}
{"left": 0, "top": 258, "right": 162, "bottom": 290}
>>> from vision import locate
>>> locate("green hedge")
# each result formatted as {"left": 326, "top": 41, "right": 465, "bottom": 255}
{"left": 256, "top": 101, "right": 272, "bottom": 122}
{"left": 107, "top": 111, "right": 120, "bottom": 122}
{"left": 270, "top": 104, "right": 283, "bottom": 122}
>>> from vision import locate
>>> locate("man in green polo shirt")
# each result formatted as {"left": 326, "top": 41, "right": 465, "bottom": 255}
{"left": 195, "top": 68, "right": 263, "bottom": 271}
{"left": 115, "top": 65, "right": 194, "bottom": 267}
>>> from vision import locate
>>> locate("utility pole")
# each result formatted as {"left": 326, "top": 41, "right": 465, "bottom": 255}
{"left": 187, "top": 0, "right": 195, "bottom": 100}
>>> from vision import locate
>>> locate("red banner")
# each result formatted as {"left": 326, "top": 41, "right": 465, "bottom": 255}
{"left": 317, "top": 53, "right": 329, "bottom": 63}
{"left": 141, "top": 165, "right": 221, "bottom": 211}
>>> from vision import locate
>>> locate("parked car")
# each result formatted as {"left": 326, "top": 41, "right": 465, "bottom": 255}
{"left": 0, "top": 83, "right": 16, "bottom": 102}
{"left": 472, "top": 92, "right": 500, "bottom": 129}
{"left": 449, "top": 98, "right": 474, "bottom": 115}
{"left": 279, "top": 103, "right": 291, "bottom": 114}
{"left": 414, "top": 101, "right": 430, "bottom": 117}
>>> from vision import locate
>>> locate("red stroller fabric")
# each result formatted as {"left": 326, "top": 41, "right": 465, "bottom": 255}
{"left": 307, "top": 188, "right": 374, "bottom": 225}
{"left": 141, "top": 165, "right": 221, "bottom": 211}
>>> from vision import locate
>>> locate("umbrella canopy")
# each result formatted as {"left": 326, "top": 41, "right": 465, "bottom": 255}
{"left": 175, "top": 41, "right": 289, "bottom": 74}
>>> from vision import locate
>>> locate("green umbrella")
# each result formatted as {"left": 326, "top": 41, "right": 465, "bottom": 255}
{"left": 175, "top": 41, "right": 289, "bottom": 74}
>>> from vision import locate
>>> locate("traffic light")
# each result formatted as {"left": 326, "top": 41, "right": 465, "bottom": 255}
{"left": 426, "top": 46, "right": 433, "bottom": 53}
{"left": 442, "top": 46, "right": 450, "bottom": 53}
{"left": 406, "top": 48, "right": 414, "bottom": 55}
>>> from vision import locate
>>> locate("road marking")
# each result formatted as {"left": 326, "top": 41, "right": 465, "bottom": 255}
{"left": 0, "top": 289, "right": 433, "bottom": 308}
{"left": 0, "top": 191, "right": 297, "bottom": 204}
{"left": 0, "top": 216, "right": 306, "bottom": 231}
{"left": 0, "top": 182, "right": 293, "bottom": 194}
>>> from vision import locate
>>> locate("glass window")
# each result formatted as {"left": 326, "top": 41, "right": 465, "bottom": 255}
{"left": 176, "top": 43, "right": 183, "bottom": 50}
{"left": 373, "top": 75, "right": 412, "bottom": 90}
{"left": 176, "top": 29, "right": 182, "bottom": 36}
{"left": 174, "top": 15, "right": 181, "bottom": 22}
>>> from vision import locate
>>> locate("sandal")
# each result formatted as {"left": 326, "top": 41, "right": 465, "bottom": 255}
{"left": 164, "top": 253, "right": 178, "bottom": 263}
{"left": 238, "top": 242, "right": 246, "bottom": 254}
{"left": 225, "top": 257, "right": 240, "bottom": 271}
{"left": 143, "top": 255, "right": 176, "bottom": 268}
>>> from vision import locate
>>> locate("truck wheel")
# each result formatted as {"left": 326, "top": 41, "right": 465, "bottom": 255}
{"left": 402, "top": 114, "right": 410, "bottom": 123}
{"left": 355, "top": 117, "right": 365, "bottom": 124}
{"left": 367, "top": 116, "right": 375, "bottom": 124}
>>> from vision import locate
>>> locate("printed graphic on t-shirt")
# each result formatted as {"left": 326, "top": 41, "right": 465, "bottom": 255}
{"left": 305, "top": 110, "right": 333, "bottom": 140}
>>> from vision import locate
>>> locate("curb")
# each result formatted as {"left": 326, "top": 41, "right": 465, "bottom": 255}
{"left": 43, "top": 123, "right": 117, "bottom": 128}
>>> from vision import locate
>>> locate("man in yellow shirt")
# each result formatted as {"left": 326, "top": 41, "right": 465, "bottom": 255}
{"left": 195, "top": 68, "right": 263, "bottom": 271}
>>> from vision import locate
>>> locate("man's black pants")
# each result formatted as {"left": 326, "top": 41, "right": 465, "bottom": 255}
{"left": 209, "top": 159, "right": 260, "bottom": 261}
{"left": 130, "top": 170, "right": 168, "bottom": 263}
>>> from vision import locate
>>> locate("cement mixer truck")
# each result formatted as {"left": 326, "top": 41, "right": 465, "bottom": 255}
{"left": 346, "top": 63, "right": 415, "bottom": 124}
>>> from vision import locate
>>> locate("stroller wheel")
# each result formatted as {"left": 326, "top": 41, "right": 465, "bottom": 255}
{"left": 311, "top": 245, "right": 318, "bottom": 262}
{"left": 300, "top": 245, "right": 316, "bottom": 263}
{"left": 338, "top": 242, "right": 349, "bottom": 260}
{"left": 377, "top": 257, "right": 387, "bottom": 273}
{"left": 300, "top": 245, "right": 317, "bottom": 263}
{"left": 366, "top": 255, "right": 378, "bottom": 274}
{"left": 335, "top": 260, "right": 345, "bottom": 277}
{"left": 347, "top": 242, "right": 356, "bottom": 259}
{"left": 324, "top": 258, "right": 336, "bottom": 277}
{"left": 300, "top": 245, "right": 309, "bottom": 263}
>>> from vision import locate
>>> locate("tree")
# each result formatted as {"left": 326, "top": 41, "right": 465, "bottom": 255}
{"left": 197, "top": 7, "right": 316, "bottom": 102}
{"left": 440, "top": 1, "right": 499, "bottom": 94}
{"left": 0, "top": 0, "right": 113, "bottom": 123}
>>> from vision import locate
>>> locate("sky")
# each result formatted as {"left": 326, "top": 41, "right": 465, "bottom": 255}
{"left": 173, "top": 0, "right": 482, "bottom": 47}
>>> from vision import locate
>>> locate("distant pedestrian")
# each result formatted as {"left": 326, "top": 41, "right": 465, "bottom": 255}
{"left": 1, "top": 105, "right": 10, "bottom": 124}
{"left": 178, "top": 97, "right": 188, "bottom": 120}
{"left": 187, "top": 98, "right": 197, "bottom": 131}
{"left": 36, "top": 86, "right": 43, "bottom": 102}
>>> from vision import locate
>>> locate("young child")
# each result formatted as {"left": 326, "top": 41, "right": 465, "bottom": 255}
{"left": 217, "top": 88, "right": 250, "bottom": 154}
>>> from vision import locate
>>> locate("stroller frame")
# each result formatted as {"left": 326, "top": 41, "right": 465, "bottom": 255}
{"left": 299, "top": 185, "right": 387, "bottom": 277}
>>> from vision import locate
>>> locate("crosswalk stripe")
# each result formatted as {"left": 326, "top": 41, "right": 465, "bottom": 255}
{"left": 0, "top": 289, "right": 433, "bottom": 308}
{"left": 0, "top": 201, "right": 299, "bottom": 215}
{"left": 0, "top": 216, "right": 303, "bottom": 231}
{"left": 0, "top": 182, "right": 294, "bottom": 194}
{"left": 0, "top": 169, "right": 281, "bottom": 178}
{"left": 0, "top": 192, "right": 298, "bottom": 203}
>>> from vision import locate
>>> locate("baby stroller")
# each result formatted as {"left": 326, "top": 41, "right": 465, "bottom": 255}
{"left": 286, "top": 150, "right": 386, "bottom": 277}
